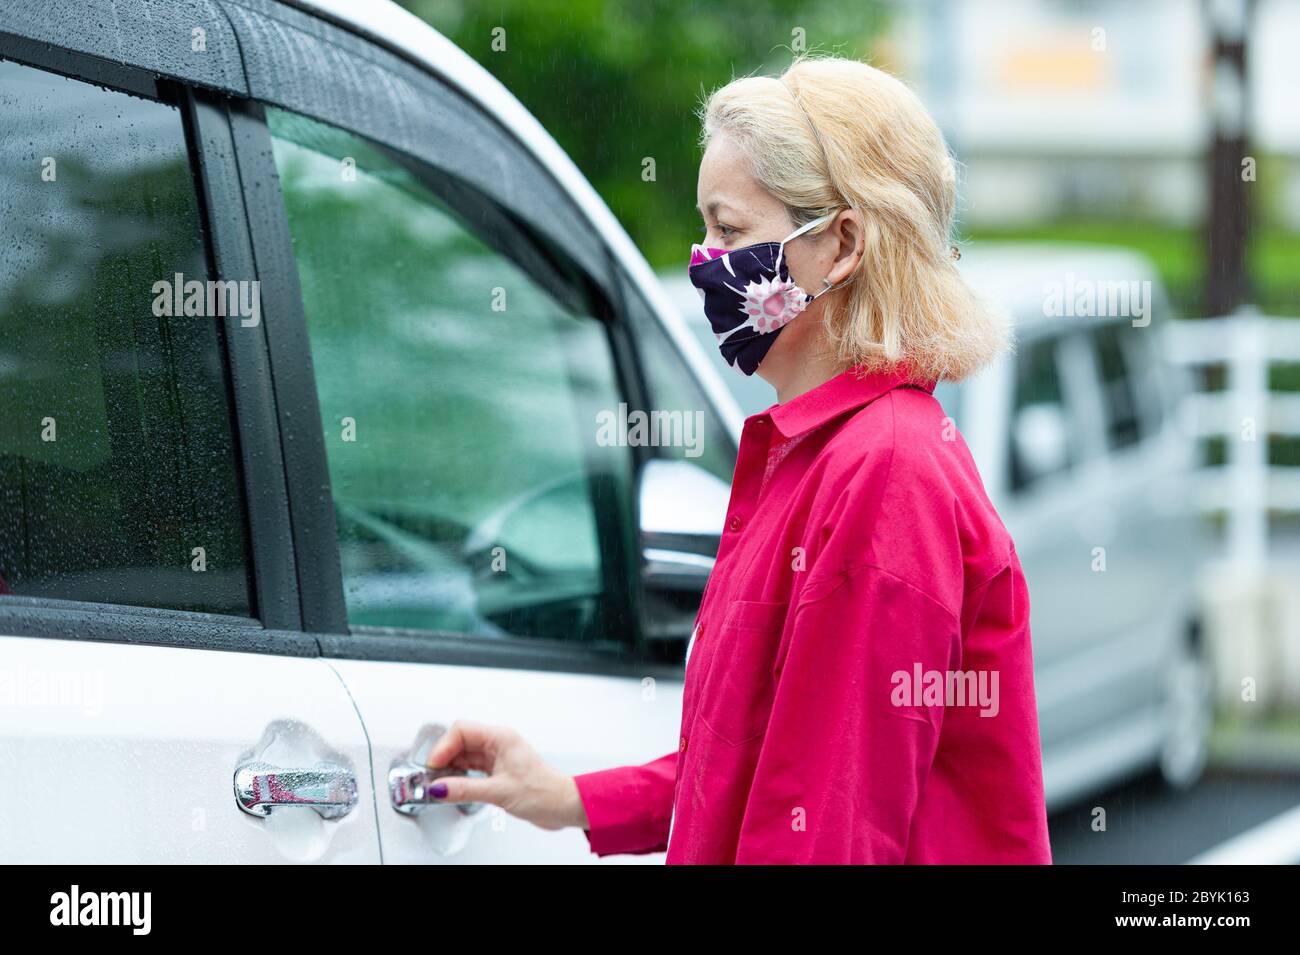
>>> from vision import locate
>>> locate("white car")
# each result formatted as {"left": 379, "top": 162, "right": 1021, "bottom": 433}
{"left": 663, "top": 243, "right": 1215, "bottom": 811}
{"left": 0, "top": 0, "right": 741, "bottom": 863}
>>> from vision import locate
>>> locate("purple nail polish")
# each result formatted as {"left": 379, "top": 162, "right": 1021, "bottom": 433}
{"left": 430, "top": 782, "right": 448, "bottom": 799}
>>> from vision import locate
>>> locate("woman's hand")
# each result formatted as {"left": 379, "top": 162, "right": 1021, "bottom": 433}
{"left": 423, "top": 719, "right": 589, "bottom": 832}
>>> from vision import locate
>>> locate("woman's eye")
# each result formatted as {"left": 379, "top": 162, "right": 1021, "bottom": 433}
{"left": 701, "top": 223, "right": 737, "bottom": 243}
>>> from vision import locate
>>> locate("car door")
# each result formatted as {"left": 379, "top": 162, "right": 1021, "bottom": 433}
{"left": 0, "top": 50, "right": 378, "bottom": 862}
{"left": 1074, "top": 317, "right": 1191, "bottom": 723}
{"left": 256, "top": 97, "right": 710, "bottom": 863}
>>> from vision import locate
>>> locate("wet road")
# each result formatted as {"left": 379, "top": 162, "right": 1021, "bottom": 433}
{"left": 1048, "top": 768, "right": 1300, "bottom": 864}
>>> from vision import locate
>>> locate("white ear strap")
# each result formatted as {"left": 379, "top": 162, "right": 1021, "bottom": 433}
{"left": 774, "top": 212, "right": 833, "bottom": 272}
{"left": 810, "top": 275, "right": 852, "bottom": 300}
{"left": 780, "top": 212, "right": 833, "bottom": 247}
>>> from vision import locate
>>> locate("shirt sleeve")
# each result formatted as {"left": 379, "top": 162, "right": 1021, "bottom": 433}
{"left": 572, "top": 750, "right": 678, "bottom": 857}
{"left": 734, "top": 562, "right": 961, "bottom": 864}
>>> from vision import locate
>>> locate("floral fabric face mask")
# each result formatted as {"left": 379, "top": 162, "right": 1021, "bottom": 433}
{"left": 687, "top": 213, "right": 835, "bottom": 376}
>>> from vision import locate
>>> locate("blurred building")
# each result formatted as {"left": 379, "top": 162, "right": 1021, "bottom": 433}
{"left": 890, "top": 0, "right": 1300, "bottom": 228}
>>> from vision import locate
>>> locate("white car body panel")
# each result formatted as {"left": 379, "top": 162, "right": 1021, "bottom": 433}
{"left": 0, "top": 637, "right": 378, "bottom": 862}
{"left": 326, "top": 658, "right": 677, "bottom": 864}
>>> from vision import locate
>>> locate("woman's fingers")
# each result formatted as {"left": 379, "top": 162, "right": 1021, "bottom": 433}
{"left": 427, "top": 770, "right": 506, "bottom": 808}
{"left": 414, "top": 722, "right": 580, "bottom": 830}
{"left": 425, "top": 718, "right": 499, "bottom": 770}
{"left": 447, "top": 751, "right": 493, "bottom": 772}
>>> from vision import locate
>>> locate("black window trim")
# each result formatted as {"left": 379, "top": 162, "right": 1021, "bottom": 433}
{"left": 318, "top": 626, "right": 684, "bottom": 683}
{"left": 227, "top": 98, "right": 349, "bottom": 637}
{"left": 0, "top": 30, "right": 159, "bottom": 99}
{"left": 0, "top": 596, "right": 318, "bottom": 658}
{"left": 182, "top": 89, "right": 303, "bottom": 632}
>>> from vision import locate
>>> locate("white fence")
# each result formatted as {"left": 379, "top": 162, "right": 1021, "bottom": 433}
{"left": 1165, "top": 308, "right": 1300, "bottom": 568}
{"left": 1166, "top": 308, "right": 1300, "bottom": 712}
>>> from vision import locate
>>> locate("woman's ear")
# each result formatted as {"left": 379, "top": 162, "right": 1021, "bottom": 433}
{"left": 824, "top": 209, "right": 865, "bottom": 286}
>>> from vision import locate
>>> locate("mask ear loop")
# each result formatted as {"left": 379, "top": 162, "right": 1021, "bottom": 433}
{"left": 773, "top": 212, "right": 833, "bottom": 273}
{"left": 809, "top": 275, "right": 853, "bottom": 301}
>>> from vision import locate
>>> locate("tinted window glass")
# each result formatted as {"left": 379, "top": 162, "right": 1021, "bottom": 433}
{"left": 0, "top": 59, "right": 251, "bottom": 614}
{"left": 1091, "top": 322, "right": 1143, "bottom": 449}
{"left": 268, "top": 109, "right": 635, "bottom": 649}
{"left": 1009, "top": 335, "right": 1076, "bottom": 492}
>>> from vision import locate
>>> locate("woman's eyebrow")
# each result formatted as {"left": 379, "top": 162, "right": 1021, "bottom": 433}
{"left": 695, "top": 200, "right": 724, "bottom": 218}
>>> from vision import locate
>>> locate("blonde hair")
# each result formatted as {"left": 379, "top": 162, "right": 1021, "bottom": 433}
{"left": 698, "top": 54, "right": 1009, "bottom": 382}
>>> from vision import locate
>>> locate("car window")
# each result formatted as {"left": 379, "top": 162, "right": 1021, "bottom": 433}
{"left": 1008, "top": 333, "right": 1077, "bottom": 493}
{"left": 268, "top": 108, "right": 636, "bottom": 650}
{"left": 0, "top": 58, "right": 251, "bottom": 614}
{"left": 1090, "top": 321, "right": 1144, "bottom": 450}
{"left": 623, "top": 278, "right": 736, "bottom": 484}
{"left": 1124, "top": 314, "right": 1168, "bottom": 436}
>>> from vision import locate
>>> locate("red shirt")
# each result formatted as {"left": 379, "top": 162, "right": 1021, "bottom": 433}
{"left": 574, "top": 365, "right": 1052, "bottom": 864}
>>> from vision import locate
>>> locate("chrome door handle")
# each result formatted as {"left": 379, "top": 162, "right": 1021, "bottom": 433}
{"left": 388, "top": 759, "right": 485, "bottom": 817}
{"left": 234, "top": 759, "right": 359, "bottom": 819}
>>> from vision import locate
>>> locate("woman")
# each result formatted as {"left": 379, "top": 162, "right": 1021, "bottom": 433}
{"left": 423, "top": 54, "right": 1052, "bottom": 864}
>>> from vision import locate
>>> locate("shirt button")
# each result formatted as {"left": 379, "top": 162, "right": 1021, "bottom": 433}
{"left": 728, "top": 515, "right": 743, "bottom": 532}
{"left": 679, "top": 735, "right": 688, "bottom": 753}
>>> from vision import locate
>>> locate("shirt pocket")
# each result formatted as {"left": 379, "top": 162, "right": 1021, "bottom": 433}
{"left": 696, "top": 598, "right": 789, "bottom": 747}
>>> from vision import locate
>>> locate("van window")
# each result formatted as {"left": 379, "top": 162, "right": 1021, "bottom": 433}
{"left": 1090, "top": 322, "right": 1143, "bottom": 450}
{"left": 268, "top": 108, "right": 636, "bottom": 650}
{"left": 1009, "top": 334, "right": 1077, "bottom": 492}
{"left": 0, "top": 58, "right": 251, "bottom": 614}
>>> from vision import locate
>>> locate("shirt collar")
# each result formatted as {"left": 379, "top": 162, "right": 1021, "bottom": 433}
{"left": 763, "top": 363, "right": 937, "bottom": 440}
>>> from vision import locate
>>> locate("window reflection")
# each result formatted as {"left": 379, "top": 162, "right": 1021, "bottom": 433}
{"left": 0, "top": 59, "right": 250, "bottom": 614}
{"left": 268, "top": 109, "right": 634, "bottom": 647}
